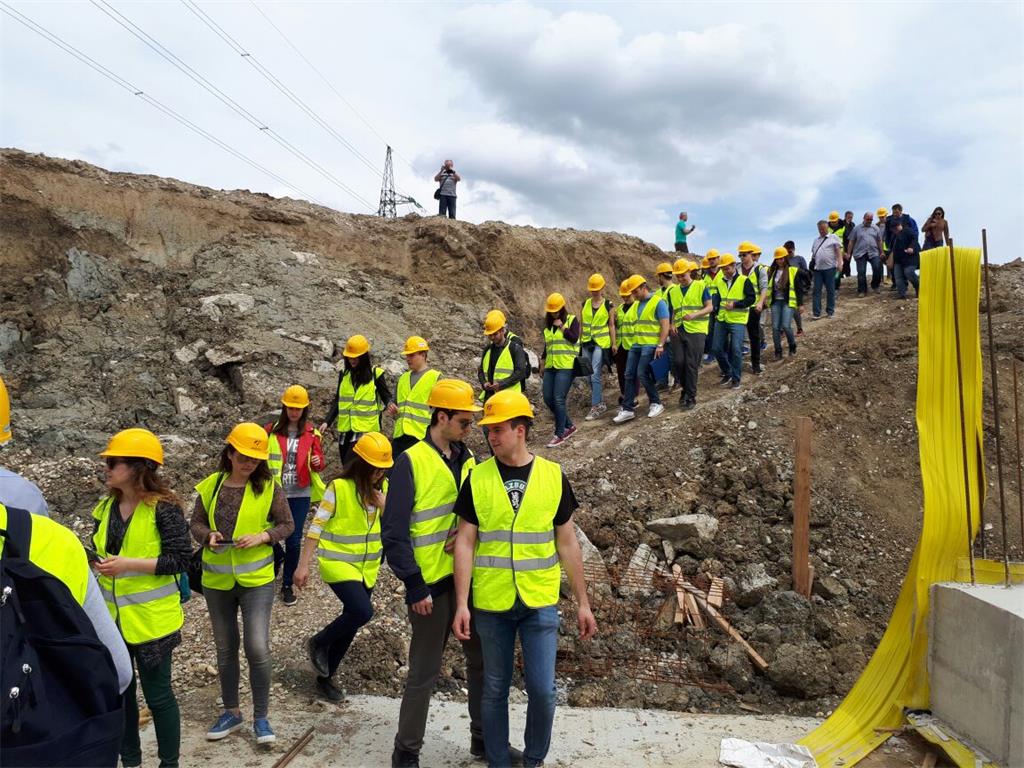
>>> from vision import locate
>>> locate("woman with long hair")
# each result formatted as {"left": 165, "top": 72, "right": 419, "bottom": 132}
{"left": 320, "top": 335, "right": 396, "bottom": 464}
{"left": 266, "top": 384, "right": 326, "bottom": 608}
{"left": 767, "top": 247, "right": 805, "bottom": 360}
{"left": 922, "top": 206, "right": 949, "bottom": 250}
{"left": 541, "top": 293, "right": 581, "bottom": 448}
{"left": 92, "top": 428, "right": 191, "bottom": 768}
{"left": 293, "top": 432, "right": 392, "bottom": 702}
{"left": 190, "top": 423, "right": 294, "bottom": 746}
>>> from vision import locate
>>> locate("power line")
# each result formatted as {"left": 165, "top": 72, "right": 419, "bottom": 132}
{"left": 89, "top": 0, "right": 375, "bottom": 211}
{"left": 180, "top": 0, "right": 383, "bottom": 182}
{"left": 0, "top": 1, "right": 325, "bottom": 206}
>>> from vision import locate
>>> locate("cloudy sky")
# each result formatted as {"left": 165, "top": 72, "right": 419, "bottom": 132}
{"left": 2, "top": 1, "right": 1021, "bottom": 260}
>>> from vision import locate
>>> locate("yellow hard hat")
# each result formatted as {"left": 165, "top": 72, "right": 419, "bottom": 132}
{"left": 427, "top": 378, "right": 482, "bottom": 412}
{"left": 483, "top": 309, "right": 507, "bottom": 336}
{"left": 828, "top": 211, "right": 840, "bottom": 222}
{"left": 587, "top": 273, "right": 606, "bottom": 291}
{"left": 0, "top": 376, "right": 10, "bottom": 444}
{"left": 706, "top": 249, "right": 720, "bottom": 260}
{"left": 751, "top": 244, "right": 762, "bottom": 256}
{"left": 672, "top": 258, "right": 694, "bottom": 276}
{"left": 545, "top": 293, "right": 566, "bottom": 313}
{"left": 700, "top": 256, "right": 712, "bottom": 269}
{"left": 99, "top": 427, "right": 164, "bottom": 465}
{"left": 718, "top": 253, "right": 737, "bottom": 267}
{"left": 343, "top": 334, "right": 370, "bottom": 358}
{"left": 281, "top": 384, "right": 310, "bottom": 409}
{"left": 876, "top": 207, "right": 888, "bottom": 218}
{"left": 656, "top": 261, "right": 673, "bottom": 275}
{"left": 352, "top": 431, "right": 394, "bottom": 469}
{"left": 773, "top": 246, "right": 788, "bottom": 260}
{"left": 225, "top": 422, "right": 270, "bottom": 461}
{"left": 618, "top": 279, "right": 633, "bottom": 298}
{"left": 403, "top": 336, "right": 430, "bottom": 355}
{"left": 737, "top": 241, "right": 756, "bottom": 254}
{"left": 478, "top": 389, "right": 535, "bottom": 426}
{"left": 627, "top": 274, "right": 646, "bottom": 293}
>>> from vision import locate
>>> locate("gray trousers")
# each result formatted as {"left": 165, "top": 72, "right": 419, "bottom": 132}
{"left": 205, "top": 581, "right": 275, "bottom": 719}
{"left": 672, "top": 330, "right": 706, "bottom": 403}
{"left": 395, "top": 588, "right": 483, "bottom": 753}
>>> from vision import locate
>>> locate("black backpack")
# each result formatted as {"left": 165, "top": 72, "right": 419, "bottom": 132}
{"left": 1, "top": 506, "right": 124, "bottom": 767}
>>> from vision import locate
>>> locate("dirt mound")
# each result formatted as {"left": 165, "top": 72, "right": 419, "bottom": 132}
{"left": 2, "top": 148, "right": 1022, "bottom": 722}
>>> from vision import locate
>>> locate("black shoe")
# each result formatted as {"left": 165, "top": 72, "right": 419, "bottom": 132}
{"left": 392, "top": 747, "right": 420, "bottom": 768}
{"left": 470, "top": 737, "right": 524, "bottom": 766}
{"left": 719, "top": 374, "right": 730, "bottom": 385}
{"left": 681, "top": 400, "right": 695, "bottom": 411}
{"left": 789, "top": 346, "right": 797, "bottom": 356}
{"left": 751, "top": 366, "right": 762, "bottom": 375}
{"left": 774, "top": 351, "right": 783, "bottom": 361}
{"left": 316, "top": 676, "right": 345, "bottom": 702}
{"left": 307, "top": 637, "right": 329, "bottom": 678}
{"left": 730, "top": 379, "right": 741, "bottom": 389}
{"left": 282, "top": 586, "right": 297, "bottom": 607}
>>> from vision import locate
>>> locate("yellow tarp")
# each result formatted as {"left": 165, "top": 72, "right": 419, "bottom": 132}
{"left": 800, "top": 246, "right": 986, "bottom": 767}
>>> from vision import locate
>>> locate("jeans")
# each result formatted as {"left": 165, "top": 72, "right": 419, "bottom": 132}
{"left": 656, "top": 336, "right": 673, "bottom": 386}
{"left": 672, "top": 331, "right": 705, "bottom": 403}
{"left": 812, "top": 268, "right": 837, "bottom": 316}
{"left": 623, "top": 345, "right": 660, "bottom": 410}
{"left": 713, "top": 321, "right": 746, "bottom": 383}
{"left": 475, "top": 601, "right": 559, "bottom": 768}
{"left": 582, "top": 343, "right": 604, "bottom": 406}
{"left": 314, "top": 581, "right": 373, "bottom": 677}
{"left": 771, "top": 300, "right": 796, "bottom": 354}
{"left": 121, "top": 648, "right": 180, "bottom": 768}
{"left": 856, "top": 256, "right": 882, "bottom": 293}
{"left": 205, "top": 581, "right": 275, "bottom": 719}
{"left": 746, "top": 308, "right": 763, "bottom": 372}
{"left": 541, "top": 368, "right": 574, "bottom": 437}
{"left": 923, "top": 237, "right": 944, "bottom": 251}
{"left": 894, "top": 261, "right": 920, "bottom": 298}
{"left": 704, "top": 314, "right": 717, "bottom": 355}
{"left": 438, "top": 194, "right": 456, "bottom": 219}
{"left": 281, "top": 495, "right": 310, "bottom": 588}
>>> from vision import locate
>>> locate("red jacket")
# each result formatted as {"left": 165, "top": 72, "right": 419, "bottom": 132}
{"left": 265, "top": 422, "right": 325, "bottom": 488}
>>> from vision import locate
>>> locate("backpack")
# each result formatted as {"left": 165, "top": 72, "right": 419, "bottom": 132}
{"left": 1, "top": 506, "right": 123, "bottom": 767}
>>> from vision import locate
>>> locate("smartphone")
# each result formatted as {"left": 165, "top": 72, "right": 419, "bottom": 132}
{"left": 83, "top": 546, "right": 102, "bottom": 564}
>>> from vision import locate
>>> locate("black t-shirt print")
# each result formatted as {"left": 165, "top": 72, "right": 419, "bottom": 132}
{"left": 453, "top": 458, "right": 578, "bottom": 527}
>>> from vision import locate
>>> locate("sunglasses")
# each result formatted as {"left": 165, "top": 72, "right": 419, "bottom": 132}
{"left": 105, "top": 457, "right": 127, "bottom": 469}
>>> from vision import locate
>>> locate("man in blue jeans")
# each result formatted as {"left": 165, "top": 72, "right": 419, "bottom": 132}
{"left": 612, "top": 275, "right": 670, "bottom": 423}
{"left": 711, "top": 253, "right": 756, "bottom": 388}
{"left": 452, "top": 390, "right": 597, "bottom": 768}
{"left": 809, "top": 219, "right": 843, "bottom": 318}
{"left": 580, "top": 273, "right": 617, "bottom": 421}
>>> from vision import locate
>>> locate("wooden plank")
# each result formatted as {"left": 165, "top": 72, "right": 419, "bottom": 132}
{"left": 684, "top": 592, "right": 705, "bottom": 628}
{"left": 793, "top": 416, "right": 813, "bottom": 598}
{"left": 672, "top": 565, "right": 687, "bottom": 625}
{"left": 707, "top": 577, "right": 724, "bottom": 608}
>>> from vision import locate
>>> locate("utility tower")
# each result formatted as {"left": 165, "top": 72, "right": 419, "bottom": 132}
{"left": 377, "top": 145, "right": 422, "bottom": 218}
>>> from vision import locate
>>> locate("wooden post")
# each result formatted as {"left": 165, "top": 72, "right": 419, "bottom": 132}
{"left": 793, "top": 417, "right": 813, "bottom": 598}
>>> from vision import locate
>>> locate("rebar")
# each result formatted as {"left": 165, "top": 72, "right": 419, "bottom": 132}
{"left": 948, "top": 239, "right": 976, "bottom": 584}
{"left": 982, "top": 230, "right": 1011, "bottom": 585}
{"left": 1014, "top": 361, "right": 1024, "bottom": 558}
{"left": 271, "top": 726, "right": 314, "bottom": 768}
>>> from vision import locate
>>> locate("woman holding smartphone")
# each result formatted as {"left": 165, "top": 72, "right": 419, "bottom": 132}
{"left": 190, "top": 423, "right": 294, "bottom": 746}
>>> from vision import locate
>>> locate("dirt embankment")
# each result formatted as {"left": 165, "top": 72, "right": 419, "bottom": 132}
{"left": 2, "top": 148, "right": 1022, "bottom": 725}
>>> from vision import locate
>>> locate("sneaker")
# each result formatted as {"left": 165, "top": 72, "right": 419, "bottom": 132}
{"left": 796, "top": 329, "right": 804, "bottom": 337}
{"left": 751, "top": 366, "right": 762, "bottom": 375}
{"left": 562, "top": 424, "right": 578, "bottom": 440}
{"left": 648, "top": 403, "right": 664, "bottom": 418}
{"left": 307, "top": 637, "right": 329, "bottom": 678}
{"left": 681, "top": 400, "right": 695, "bottom": 411}
{"left": 760, "top": 340, "right": 767, "bottom": 350}
{"left": 253, "top": 718, "right": 275, "bottom": 745}
{"left": 730, "top": 379, "right": 741, "bottom": 389}
{"left": 703, "top": 354, "right": 715, "bottom": 364}
{"left": 612, "top": 409, "right": 635, "bottom": 424}
{"left": 584, "top": 404, "right": 604, "bottom": 421}
{"left": 774, "top": 351, "right": 783, "bottom": 361}
{"left": 719, "top": 374, "right": 730, "bottom": 385}
{"left": 545, "top": 435, "right": 565, "bottom": 448}
{"left": 316, "top": 676, "right": 345, "bottom": 702}
{"left": 392, "top": 747, "right": 420, "bottom": 768}
{"left": 811, "top": 314, "right": 821, "bottom": 321}
{"left": 789, "top": 347, "right": 797, "bottom": 356}
{"left": 206, "top": 711, "right": 244, "bottom": 741}
{"left": 282, "top": 586, "right": 297, "bottom": 607}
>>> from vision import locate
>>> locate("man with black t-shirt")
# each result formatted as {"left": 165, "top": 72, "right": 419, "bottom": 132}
{"left": 453, "top": 390, "right": 597, "bottom": 768}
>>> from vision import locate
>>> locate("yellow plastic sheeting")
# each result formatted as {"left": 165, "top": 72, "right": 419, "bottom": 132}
{"left": 800, "top": 247, "right": 985, "bottom": 767}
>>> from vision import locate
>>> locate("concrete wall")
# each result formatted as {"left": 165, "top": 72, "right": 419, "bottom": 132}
{"left": 929, "top": 583, "right": 1024, "bottom": 766}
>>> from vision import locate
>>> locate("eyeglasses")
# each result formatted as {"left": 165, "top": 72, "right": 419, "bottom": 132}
{"left": 454, "top": 418, "right": 475, "bottom": 429}
{"left": 105, "top": 457, "right": 127, "bottom": 469}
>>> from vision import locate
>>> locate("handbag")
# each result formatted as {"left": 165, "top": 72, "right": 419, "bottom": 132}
{"left": 572, "top": 351, "right": 594, "bottom": 379}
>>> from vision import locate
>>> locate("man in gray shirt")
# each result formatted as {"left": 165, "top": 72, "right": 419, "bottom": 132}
{"left": 434, "top": 159, "right": 460, "bottom": 220}
{"left": 810, "top": 220, "right": 843, "bottom": 318}
{"left": 848, "top": 212, "right": 884, "bottom": 295}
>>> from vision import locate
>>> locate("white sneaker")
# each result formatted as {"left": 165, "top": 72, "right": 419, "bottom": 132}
{"left": 648, "top": 403, "right": 665, "bottom": 418}
{"left": 612, "top": 409, "right": 635, "bottom": 424}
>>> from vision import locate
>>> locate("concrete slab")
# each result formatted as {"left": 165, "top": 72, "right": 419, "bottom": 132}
{"left": 929, "top": 582, "right": 1024, "bottom": 766}
{"left": 141, "top": 695, "right": 819, "bottom": 767}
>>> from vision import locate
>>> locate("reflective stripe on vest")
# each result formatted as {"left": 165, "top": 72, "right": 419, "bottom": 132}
{"left": 0, "top": 503, "right": 89, "bottom": 606}
{"left": 406, "top": 441, "right": 475, "bottom": 584}
{"left": 632, "top": 297, "right": 664, "bottom": 347}
{"left": 336, "top": 367, "right": 383, "bottom": 433}
{"left": 768, "top": 266, "right": 799, "bottom": 309}
{"left": 394, "top": 368, "right": 441, "bottom": 440}
{"left": 543, "top": 314, "right": 578, "bottom": 370}
{"left": 479, "top": 334, "right": 523, "bottom": 400}
{"left": 679, "top": 280, "right": 710, "bottom": 335}
{"left": 266, "top": 427, "right": 326, "bottom": 504}
{"left": 317, "top": 478, "right": 384, "bottom": 587}
{"left": 92, "top": 497, "right": 184, "bottom": 644}
{"left": 470, "top": 456, "right": 562, "bottom": 611}
{"left": 615, "top": 302, "right": 636, "bottom": 351}
{"left": 195, "top": 472, "right": 276, "bottom": 590}
{"left": 719, "top": 274, "right": 752, "bottom": 325}
{"left": 581, "top": 300, "right": 611, "bottom": 348}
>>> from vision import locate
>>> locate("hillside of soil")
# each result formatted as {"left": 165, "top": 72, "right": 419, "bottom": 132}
{"left": 2, "top": 148, "right": 1021, "bottom": 735}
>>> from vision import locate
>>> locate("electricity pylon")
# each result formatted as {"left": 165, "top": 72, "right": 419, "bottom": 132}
{"left": 377, "top": 146, "right": 422, "bottom": 218}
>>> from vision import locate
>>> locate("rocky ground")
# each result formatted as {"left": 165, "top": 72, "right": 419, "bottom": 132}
{"left": 2, "top": 149, "right": 1022, "bottom": 736}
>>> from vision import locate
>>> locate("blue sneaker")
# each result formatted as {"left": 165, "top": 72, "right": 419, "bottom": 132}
{"left": 254, "top": 718, "right": 276, "bottom": 745}
{"left": 206, "top": 711, "right": 243, "bottom": 740}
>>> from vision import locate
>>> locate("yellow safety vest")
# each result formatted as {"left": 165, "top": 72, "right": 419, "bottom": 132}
{"left": 543, "top": 314, "right": 578, "bottom": 370}
{"left": 719, "top": 274, "right": 752, "bottom": 325}
{"left": 92, "top": 497, "right": 184, "bottom": 645}
{"left": 470, "top": 456, "right": 562, "bottom": 612}
{"left": 479, "top": 334, "right": 523, "bottom": 401}
{"left": 405, "top": 440, "right": 475, "bottom": 585}
{"left": 394, "top": 368, "right": 441, "bottom": 441}
{"left": 0, "top": 502, "right": 88, "bottom": 606}
{"left": 580, "top": 300, "right": 611, "bottom": 349}
{"left": 616, "top": 302, "right": 636, "bottom": 351}
{"left": 336, "top": 367, "right": 384, "bottom": 433}
{"left": 266, "top": 427, "right": 326, "bottom": 504}
{"left": 768, "top": 266, "right": 799, "bottom": 309}
{"left": 195, "top": 472, "right": 276, "bottom": 590}
{"left": 632, "top": 296, "right": 664, "bottom": 347}
{"left": 316, "top": 478, "right": 386, "bottom": 587}
{"left": 678, "top": 280, "right": 710, "bottom": 335}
